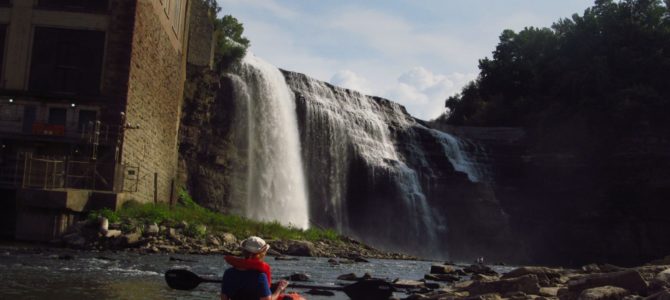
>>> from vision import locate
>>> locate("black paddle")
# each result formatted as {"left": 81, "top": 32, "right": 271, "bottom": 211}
{"left": 164, "top": 269, "right": 393, "bottom": 300}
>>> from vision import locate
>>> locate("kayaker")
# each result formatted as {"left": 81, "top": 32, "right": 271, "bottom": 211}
{"left": 220, "top": 236, "right": 289, "bottom": 300}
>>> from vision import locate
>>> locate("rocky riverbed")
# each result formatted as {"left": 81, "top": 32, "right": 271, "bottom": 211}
{"left": 58, "top": 217, "right": 415, "bottom": 260}
{"left": 394, "top": 259, "right": 670, "bottom": 300}
{"left": 41, "top": 217, "right": 670, "bottom": 299}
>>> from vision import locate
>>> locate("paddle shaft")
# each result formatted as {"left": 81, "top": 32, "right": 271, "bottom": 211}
{"left": 288, "top": 283, "right": 343, "bottom": 291}
{"left": 165, "top": 269, "right": 392, "bottom": 299}
{"left": 199, "top": 276, "right": 344, "bottom": 291}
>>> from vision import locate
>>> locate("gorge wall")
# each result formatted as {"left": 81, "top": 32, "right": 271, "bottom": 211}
{"left": 179, "top": 56, "right": 670, "bottom": 266}
{"left": 179, "top": 57, "right": 517, "bottom": 262}
{"left": 432, "top": 122, "right": 670, "bottom": 267}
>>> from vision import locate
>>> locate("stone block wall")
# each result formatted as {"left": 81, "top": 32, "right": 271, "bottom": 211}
{"left": 186, "top": 0, "right": 214, "bottom": 67}
{"left": 121, "top": 0, "right": 185, "bottom": 204}
{"left": 100, "top": 0, "right": 136, "bottom": 126}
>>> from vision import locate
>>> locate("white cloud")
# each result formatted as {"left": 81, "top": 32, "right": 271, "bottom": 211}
{"left": 325, "top": 9, "right": 484, "bottom": 70}
{"left": 218, "top": 0, "right": 298, "bottom": 19}
{"left": 386, "top": 67, "right": 476, "bottom": 120}
{"left": 330, "top": 70, "right": 372, "bottom": 94}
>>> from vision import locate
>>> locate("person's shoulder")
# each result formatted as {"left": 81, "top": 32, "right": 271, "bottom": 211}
{"left": 256, "top": 272, "right": 269, "bottom": 283}
{"left": 223, "top": 267, "right": 240, "bottom": 277}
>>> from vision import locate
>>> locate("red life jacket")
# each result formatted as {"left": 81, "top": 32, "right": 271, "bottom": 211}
{"left": 224, "top": 255, "right": 272, "bottom": 288}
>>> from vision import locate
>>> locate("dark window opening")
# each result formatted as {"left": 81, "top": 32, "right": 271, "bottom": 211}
{"left": 0, "top": 1, "right": 10, "bottom": 7}
{"left": 78, "top": 110, "right": 97, "bottom": 131}
{"left": 37, "top": 0, "right": 108, "bottom": 12}
{"left": 0, "top": 189, "right": 17, "bottom": 239}
{"left": 48, "top": 108, "right": 67, "bottom": 125}
{"left": 0, "top": 25, "right": 6, "bottom": 84}
{"left": 29, "top": 27, "right": 105, "bottom": 96}
{"left": 22, "top": 106, "right": 36, "bottom": 134}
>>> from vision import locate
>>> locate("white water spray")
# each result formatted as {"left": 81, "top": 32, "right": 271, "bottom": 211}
{"left": 432, "top": 130, "right": 490, "bottom": 182}
{"left": 235, "top": 54, "right": 309, "bottom": 229}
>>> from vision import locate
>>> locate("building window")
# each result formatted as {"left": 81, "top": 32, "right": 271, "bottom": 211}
{"left": 37, "top": 0, "right": 109, "bottom": 12}
{"left": 29, "top": 27, "right": 105, "bottom": 96}
{"left": 48, "top": 108, "right": 67, "bottom": 125}
{"left": 0, "top": 1, "right": 10, "bottom": 7}
{"left": 77, "top": 110, "right": 97, "bottom": 131}
{"left": 0, "top": 24, "right": 6, "bottom": 85}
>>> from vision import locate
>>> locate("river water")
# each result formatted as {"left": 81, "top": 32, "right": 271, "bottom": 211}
{"left": 0, "top": 248, "right": 514, "bottom": 299}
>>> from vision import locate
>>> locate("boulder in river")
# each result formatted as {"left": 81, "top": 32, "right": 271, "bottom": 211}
{"left": 207, "top": 236, "right": 221, "bottom": 247}
{"left": 284, "top": 273, "right": 310, "bottom": 282}
{"left": 567, "top": 270, "right": 648, "bottom": 297}
{"left": 465, "top": 264, "right": 498, "bottom": 276}
{"left": 430, "top": 264, "right": 456, "bottom": 274}
{"left": 653, "top": 268, "right": 670, "bottom": 287}
{"left": 578, "top": 286, "right": 629, "bottom": 300}
{"left": 115, "top": 231, "right": 143, "bottom": 247}
{"left": 62, "top": 233, "right": 87, "bottom": 248}
{"left": 425, "top": 273, "right": 460, "bottom": 282}
{"left": 220, "top": 233, "right": 237, "bottom": 245}
{"left": 145, "top": 223, "right": 160, "bottom": 235}
{"left": 337, "top": 273, "right": 372, "bottom": 281}
{"left": 646, "top": 289, "right": 670, "bottom": 300}
{"left": 285, "top": 240, "right": 317, "bottom": 257}
{"left": 392, "top": 279, "right": 425, "bottom": 289}
{"left": 465, "top": 274, "right": 541, "bottom": 296}
{"left": 502, "top": 266, "right": 562, "bottom": 287}
{"left": 104, "top": 230, "right": 122, "bottom": 238}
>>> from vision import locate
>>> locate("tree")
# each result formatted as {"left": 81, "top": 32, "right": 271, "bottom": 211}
{"left": 442, "top": 0, "right": 670, "bottom": 130}
{"left": 213, "top": 15, "right": 250, "bottom": 70}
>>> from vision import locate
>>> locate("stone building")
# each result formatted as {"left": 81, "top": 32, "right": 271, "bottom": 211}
{"left": 0, "top": 0, "right": 212, "bottom": 241}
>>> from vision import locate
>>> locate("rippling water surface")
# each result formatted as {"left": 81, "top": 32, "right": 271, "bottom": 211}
{"left": 0, "top": 248, "right": 514, "bottom": 299}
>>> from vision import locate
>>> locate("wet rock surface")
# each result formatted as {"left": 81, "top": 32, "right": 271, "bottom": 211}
{"left": 4, "top": 238, "right": 670, "bottom": 300}
{"left": 54, "top": 217, "right": 414, "bottom": 260}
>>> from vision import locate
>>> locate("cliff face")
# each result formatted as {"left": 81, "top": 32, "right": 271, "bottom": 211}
{"left": 433, "top": 121, "right": 670, "bottom": 266}
{"left": 284, "top": 70, "right": 517, "bottom": 261}
{"left": 179, "top": 63, "right": 517, "bottom": 261}
{"left": 179, "top": 66, "right": 248, "bottom": 214}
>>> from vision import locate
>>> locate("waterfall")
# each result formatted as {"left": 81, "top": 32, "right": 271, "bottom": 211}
{"left": 284, "top": 72, "right": 447, "bottom": 257}
{"left": 219, "top": 55, "right": 498, "bottom": 258}
{"left": 233, "top": 54, "right": 310, "bottom": 229}
{"left": 431, "top": 130, "right": 491, "bottom": 183}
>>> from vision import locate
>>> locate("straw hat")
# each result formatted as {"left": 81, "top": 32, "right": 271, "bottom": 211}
{"left": 240, "top": 236, "right": 270, "bottom": 254}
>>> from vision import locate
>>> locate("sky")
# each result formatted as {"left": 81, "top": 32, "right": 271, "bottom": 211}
{"left": 216, "top": 0, "right": 594, "bottom": 120}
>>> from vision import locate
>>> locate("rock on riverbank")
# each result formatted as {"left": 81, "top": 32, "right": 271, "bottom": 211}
{"left": 57, "top": 217, "right": 413, "bottom": 260}
{"left": 391, "top": 260, "right": 670, "bottom": 300}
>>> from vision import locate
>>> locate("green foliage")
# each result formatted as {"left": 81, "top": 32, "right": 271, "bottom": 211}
{"left": 184, "top": 224, "right": 208, "bottom": 238}
{"left": 194, "top": 0, "right": 250, "bottom": 70}
{"left": 88, "top": 208, "right": 120, "bottom": 224}
{"left": 444, "top": 0, "right": 670, "bottom": 132}
{"left": 87, "top": 188, "right": 341, "bottom": 242}
{"left": 213, "top": 15, "right": 250, "bottom": 70}
{"left": 178, "top": 187, "right": 200, "bottom": 210}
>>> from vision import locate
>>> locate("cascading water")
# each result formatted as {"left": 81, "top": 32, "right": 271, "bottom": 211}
{"left": 233, "top": 54, "right": 310, "bottom": 229}
{"left": 431, "top": 129, "right": 491, "bottom": 183}
{"left": 284, "top": 72, "right": 447, "bottom": 257}
{"left": 183, "top": 55, "right": 513, "bottom": 261}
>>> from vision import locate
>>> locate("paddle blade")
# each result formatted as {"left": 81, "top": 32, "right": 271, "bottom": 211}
{"left": 342, "top": 279, "right": 393, "bottom": 300}
{"left": 165, "top": 269, "right": 205, "bottom": 290}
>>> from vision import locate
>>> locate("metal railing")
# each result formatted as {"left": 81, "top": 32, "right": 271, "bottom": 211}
{"left": 17, "top": 154, "right": 137, "bottom": 192}
{"left": 22, "top": 155, "right": 65, "bottom": 190}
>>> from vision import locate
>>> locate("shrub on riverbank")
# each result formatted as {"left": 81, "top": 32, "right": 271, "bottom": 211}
{"left": 88, "top": 189, "right": 339, "bottom": 242}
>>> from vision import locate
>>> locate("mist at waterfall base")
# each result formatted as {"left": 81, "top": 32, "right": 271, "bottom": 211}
{"left": 227, "top": 54, "right": 492, "bottom": 260}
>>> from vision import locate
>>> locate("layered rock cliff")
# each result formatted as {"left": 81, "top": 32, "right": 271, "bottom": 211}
{"left": 432, "top": 121, "right": 670, "bottom": 266}
{"left": 179, "top": 59, "right": 517, "bottom": 262}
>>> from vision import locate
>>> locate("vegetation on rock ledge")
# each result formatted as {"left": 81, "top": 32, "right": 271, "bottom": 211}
{"left": 88, "top": 189, "right": 340, "bottom": 243}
